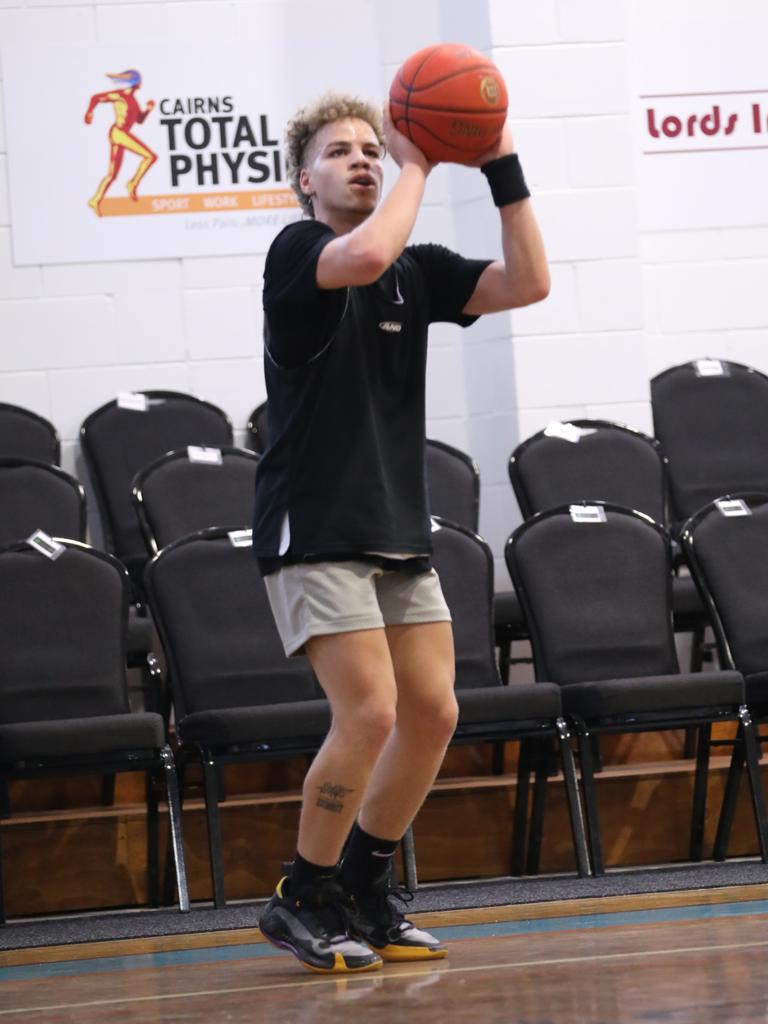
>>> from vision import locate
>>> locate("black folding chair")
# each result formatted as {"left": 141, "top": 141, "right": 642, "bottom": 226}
{"left": 0, "top": 538, "right": 188, "bottom": 922}
{"left": 431, "top": 517, "right": 590, "bottom": 881}
{"left": 132, "top": 446, "right": 259, "bottom": 556}
{"left": 681, "top": 493, "right": 768, "bottom": 861}
{"left": 144, "top": 527, "right": 325, "bottom": 907}
{"left": 246, "top": 401, "right": 270, "bottom": 454}
{"left": 80, "top": 391, "right": 233, "bottom": 587}
{"left": 0, "top": 458, "right": 86, "bottom": 544}
{"left": 506, "top": 502, "right": 768, "bottom": 875}
{"left": 0, "top": 403, "right": 60, "bottom": 464}
{"left": 651, "top": 359, "right": 768, "bottom": 531}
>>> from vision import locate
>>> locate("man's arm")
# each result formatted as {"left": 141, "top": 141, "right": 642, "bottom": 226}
{"left": 315, "top": 111, "right": 433, "bottom": 290}
{"left": 463, "top": 126, "right": 550, "bottom": 315}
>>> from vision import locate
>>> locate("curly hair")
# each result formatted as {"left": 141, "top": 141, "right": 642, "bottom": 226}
{"left": 285, "top": 92, "right": 384, "bottom": 216}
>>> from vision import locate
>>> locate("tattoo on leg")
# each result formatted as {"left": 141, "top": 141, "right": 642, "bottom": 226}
{"left": 316, "top": 782, "right": 354, "bottom": 813}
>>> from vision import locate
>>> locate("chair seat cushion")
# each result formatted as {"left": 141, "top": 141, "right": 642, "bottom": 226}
{"left": 745, "top": 672, "right": 768, "bottom": 706}
{"left": 0, "top": 712, "right": 165, "bottom": 762}
{"left": 456, "top": 682, "right": 561, "bottom": 727}
{"left": 671, "top": 575, "right": 705, "bottom": 622}
{"left": 493, "top": 590, "right": 525, "bottom": 631}
{"left": 178, "top": 699, "right": 331, "bottom": 748}
{"left": 561, "top": 670, "right": 744, "bottom": 719}
{"left": 127, "top": 607, "right": 154, "bottom": 655}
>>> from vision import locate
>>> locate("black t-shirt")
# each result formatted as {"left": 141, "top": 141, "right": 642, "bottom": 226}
{"left": 252, "top": 219, "right": 491, "bottom": 573}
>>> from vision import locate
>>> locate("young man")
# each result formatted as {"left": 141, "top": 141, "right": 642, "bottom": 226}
{"left": 255, "top": 92, "right": 549, "bottom": 973}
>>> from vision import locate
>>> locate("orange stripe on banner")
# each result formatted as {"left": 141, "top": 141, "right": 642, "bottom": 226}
{"left": 99, "top": 190, "right": 298, "bottom": 217}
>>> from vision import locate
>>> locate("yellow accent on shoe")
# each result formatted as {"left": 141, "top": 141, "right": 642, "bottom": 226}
{"left": 375, "top": 944, "right": 448, "bottom": 962}
{"left": 302, "top": 953, "right": 384, "bottom": 974}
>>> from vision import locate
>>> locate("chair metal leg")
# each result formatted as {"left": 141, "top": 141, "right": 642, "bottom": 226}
{"left": 101, "top": 774, "right": 116, "bottom": 806}
{"left": 689, "top": 724, "right": 711, "bottom": 861}
{"left": 160, "top": 746, "right": 189, "bottom": 912}
{"left": 498, "top": 637, "right": 512, "bottom": 683}
{"left": 738, "top": 705, "right": 768, "bottom": 863}
{"left": 202, "top": 750, "right": 226, "bottom": 907}
{"left": 401, "top": 825, "right": 418, "bottom": 890}
{"left": 556, "top": 718, "right": 591, "bottom": 879}
{"left": 525, "top": 741, "right": 551, "bottom": 875}
{"left": 146, "top": 768, "right": 160, "bottom": 907}
{"left": 491, "top": 742, "right": 506, "bottom": 776}
{"left": 511, "top": 738, "right": 532, "bottom": 875}
{"left": 713, "top": 739, "right": 745, "bottom": 861}
{"left": 575, "top": 719, "right": 604, "bottom": 876}
{"left": 0, "top": 781, "right": 10, "bottom": 819}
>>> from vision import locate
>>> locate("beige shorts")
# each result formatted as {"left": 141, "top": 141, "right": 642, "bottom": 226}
{"left": 264, "top": 559, "right": 452, "bottom": 657}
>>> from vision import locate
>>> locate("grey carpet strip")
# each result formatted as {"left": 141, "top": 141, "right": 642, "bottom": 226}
{"left": 2, "top": 861, "right": 768, "bottom": 950}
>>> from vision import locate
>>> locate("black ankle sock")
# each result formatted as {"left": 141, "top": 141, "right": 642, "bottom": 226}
{"left": 289, "top": 851, "right": 337, "bottom": 894}
{"left": 339, "top": 824, "right": 399, "bottom": 893}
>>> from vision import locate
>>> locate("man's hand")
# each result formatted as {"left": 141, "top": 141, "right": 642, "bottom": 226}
{"left": 464, "top": 123, "right": 516, "bottom": 168}
{"left": 383, "top": 104, "right": 433, "bottom": 175}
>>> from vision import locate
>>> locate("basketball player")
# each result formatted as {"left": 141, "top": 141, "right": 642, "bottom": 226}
{"left": 255, "top": 92, "right": 548, "bottom": 972}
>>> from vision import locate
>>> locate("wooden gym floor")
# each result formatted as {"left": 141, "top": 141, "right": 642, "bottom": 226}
{"left": 2, "top": 883, "right": 768, "bottom": 1022}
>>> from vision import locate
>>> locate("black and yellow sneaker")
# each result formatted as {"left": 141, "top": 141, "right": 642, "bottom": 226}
{"left": 346, "top": 880, "right": 447, "bottom": 962}
{"left": 259, "top": 876, "right": 383, "bottom": 974}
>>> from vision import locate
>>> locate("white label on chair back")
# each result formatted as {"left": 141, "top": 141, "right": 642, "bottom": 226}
{"left": 117, "top": 391, "right": 149, "bottom": 411}
{"left": 543, "top": 421, "right": 596, "bottom": 444}
{"left": 26, "top": 529, "right": 66, "bottom": 560}
{"left": 569, "top": 505, "right": 607, "bottom": 524}
{"left": 716, "top": 498, "right": 752, "bottom": 517}
{"left": 430, "top": 518, "right": 442, "bottom": 532}
{"left": 228, "top": 529, "right": 253, "bottom": 547}
{"left": 187, "top": 445, "right": 223, "bottom": 465}
{"left": 693, "top": 359, "right": 727, "bottom": 377}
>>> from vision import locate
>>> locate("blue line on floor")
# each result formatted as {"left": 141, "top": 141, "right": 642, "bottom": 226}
{"left": 2, "top": 898, "right": 768, "bottom": 983}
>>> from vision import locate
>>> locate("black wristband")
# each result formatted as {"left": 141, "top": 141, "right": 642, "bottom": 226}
{"left": 481, "top": 152, "right": 530, "bottom": 207}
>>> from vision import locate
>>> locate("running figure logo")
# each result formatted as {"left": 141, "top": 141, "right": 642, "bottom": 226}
{"left": 84, "top": 69, "right": 156, "bottom": 216}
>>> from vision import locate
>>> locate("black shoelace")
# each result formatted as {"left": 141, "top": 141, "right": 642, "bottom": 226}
{"left": 295, "top": 877, "right": 354, "bottom": 942}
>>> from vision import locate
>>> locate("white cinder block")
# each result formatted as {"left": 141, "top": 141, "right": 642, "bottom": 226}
{"left": 188, "top": 357, "right": 264, "bottom": 431}
{"left": 427, "top": 321, "right": 462, "bottom": 349}
{"left": 373, "top": 0, "right": 441, "bottom": 65}
{"left": 423, "top": 164, "right": 452, "bottom": 208}
{"left": 487, "top": 0, "right": 559, "bottom": 45}
{"left": 0, "top": 371, "right": 50, "bottom": 418}
{"left": 184, "top": 288, "right": 260, "bottom": 360}
{"left": 183, "top": 254, "right": 266, "bottom": 290}
{"left": 0, "top": 228, "right": 41, "bottom": 300}
{"left": 426, "top": 345, "right": 467, "bottom": 420}
{"left": 557, "top": 0, "right": 625, "bottom": 42}
{"left": 42, "top": 259, "right": 181, "bottom": 298}
{"left": 410, "top": 203, "right": 456, "bottom": 249}
{"left": 113, "top": 289, "right": 186, "bottom": 364}
{"left": 448, "top": 163, "right": 489, "bottom": 205}
{"left": 654, "top": 261, "right": 768, "bottom": 333}
{"left": 535, "top": 189, "right": 638, "bottom": 262}
{"left": 0, "top": 83, "right": 6, "bottom": 153}
{"left": 97, "top": 1, "right": 236, "bottom": 40}
{"left": 584, "top": 401, "right": 653, "bottom": 436}
{"left": 641, "top": 228, "right": 768, "bottom": 264}
{"left": 494, "top": 44, "right": 630, "bottom": 118}
{"left": 509, "top": 119, "right": 570, "bottom": 192}
{"left": 511, "top": 264, "right": 580, "bottom": 337}
{"left": 467, "top": 411, "right": 520, "bottom": 486}
{"left": 463, "top": 309, "right": 513, "bottom": 345}
{"left": 566, "top": 116, "right": 635, "bottom": 187}
{"left": 576, "top": 259, "right": 644, "bottom": 332}
{"left": 516, "top": 403, "right": 587, "bottom": 444}
{"left": 440, "top": 0, "right": 492, "bottom": 50}
{"left": 0, "top": 6, "right": 96, "bottom": 42}
{"left": 49, "top": 362, "right": 191, "bottom": 441}
{"left": 453, "top": 196, "right": 502, "bottom": 261}
{"left": 0, "top": 297, "right": 116, "bottom": 372}
{"left": 514, "top": 331, "right": 648, "bottom": 407}
{"left": 0, "top": 156, "right": 9, "bottom": 226}
{"left": 646, "top": 332, "right": 727, "bottom": 380}
{"left": 724, "top": 330, "right": 768, "bottom": 377}
{"left": 463, "top": 338, "right": 516, "bottom": 416}
{"left": 425, "top": 417, "right": 469, "bottom": 453}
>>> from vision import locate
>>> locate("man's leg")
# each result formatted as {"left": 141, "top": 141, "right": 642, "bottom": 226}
{"left": 340, "top": 621, "right": 458, "bottom": 960}
{"left": 260, "top": 627, "right": 398, "bottom": 973}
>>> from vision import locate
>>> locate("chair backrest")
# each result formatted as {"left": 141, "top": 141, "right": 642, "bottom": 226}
{"left": 506, "top": 504, "right": 678, "bottom": 685}
{"left": 430, "top": 517, "right": 501, "bottom": 689}
{"left": 509, "top": 420, "right": 666, "bottom": 523}
{"left": 0, "top": 459, "right": 86, "bottom": 545}
{"left": 80, "top": 392, "right": 233, "bottom": 577}
{"left": 144, "top": 528, "right": 320, "bottom": 720}
{"left": 246, "top": 401, "right": 270, "bottom": 454}
{"left": 651, "top": 359, "right": 768, "bottom": 523}
{"left": 681, "top": 493, "right": 768, "bottom": 676}
{"left": 426, "top": 440, "right": 480, "bottom": 533}
{"left": 0, "top": 540, "right": 130, "bottom": 724}
{"left": 132, "top": 446, "right": 260, "bottom": 555}
{"left": 0, "top": 403, "right": 60, "bottom": 464}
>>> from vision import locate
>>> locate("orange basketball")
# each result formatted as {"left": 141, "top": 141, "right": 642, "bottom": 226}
{"left": 389, "top": 43, "right": 508, "bottom": 165}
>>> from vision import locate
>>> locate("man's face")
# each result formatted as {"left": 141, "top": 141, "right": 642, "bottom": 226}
{"left": 300, "top": 117, "right": 384, "bottom": 226}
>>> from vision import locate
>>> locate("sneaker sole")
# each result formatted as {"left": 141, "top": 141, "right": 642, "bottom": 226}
{"left": 373, "top": 944, "right": 448, "bottom": 962}
{"left": 260, "top": 928, "right": 383, "bottom": 974}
